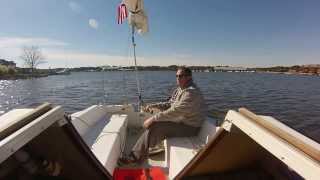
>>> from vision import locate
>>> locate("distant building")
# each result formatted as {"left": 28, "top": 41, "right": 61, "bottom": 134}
{"left": 214, "top": 66, "right": 248, "bottom": 72}
{"left": 0, "top": 59, "right": 16, "bottom": 69}
{"left": 102, "top": 65, "right": 120, "bottom": 71}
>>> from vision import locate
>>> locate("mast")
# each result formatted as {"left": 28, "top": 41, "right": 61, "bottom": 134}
{"left": 131, "top": 25, "right": 142, "bottom": 110}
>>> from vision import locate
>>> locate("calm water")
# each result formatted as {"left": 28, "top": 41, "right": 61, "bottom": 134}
{"left": 0, "top": 71, "right": 319, "bottom": 142}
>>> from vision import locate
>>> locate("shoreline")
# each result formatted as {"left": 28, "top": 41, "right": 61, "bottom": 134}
{"left": 0, "top": 71, "right": 318, "bottom": 80}
{"left": 259, "top": 71, "right": 319, "bottom": 76}
{"left": 0, "top": 74, "right": 49, "bottom": 80}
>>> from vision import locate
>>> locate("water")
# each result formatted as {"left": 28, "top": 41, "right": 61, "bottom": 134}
{"left": 0, "top": 71, "right": 319, "bottom": 142}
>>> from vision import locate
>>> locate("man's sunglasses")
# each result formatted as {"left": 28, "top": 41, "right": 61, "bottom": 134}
{"left": 176, "top": 74, "right": 187, "bottom": 78}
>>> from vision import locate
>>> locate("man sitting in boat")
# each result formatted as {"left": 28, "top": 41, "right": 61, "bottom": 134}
{"left": 119, "top": 66, "right": 208, "bottom": 164}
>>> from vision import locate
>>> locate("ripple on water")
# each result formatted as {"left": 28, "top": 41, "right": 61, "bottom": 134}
{"left": 0, "top": 72, "right": 319, "bottom": 143}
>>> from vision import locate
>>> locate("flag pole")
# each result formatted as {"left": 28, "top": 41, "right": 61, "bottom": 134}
{"left": 131, "top": 25, "right": 142, "bottom": 111}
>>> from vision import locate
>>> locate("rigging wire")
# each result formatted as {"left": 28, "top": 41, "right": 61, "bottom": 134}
{"left": 102, "top": 64, "right": 107, "bottom": 105}
{"left": 121, "top": 27, "right": 132, "bottom": 105}
{"left": 131, "top": 25, "right": 143, "bottom": 111}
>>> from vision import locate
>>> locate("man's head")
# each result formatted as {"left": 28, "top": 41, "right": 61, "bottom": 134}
{"left": 176, "top": 67, "right": 192, "bottom": 88}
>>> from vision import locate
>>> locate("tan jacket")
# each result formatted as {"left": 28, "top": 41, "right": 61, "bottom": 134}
{"left": 153, "top": 81, "right": 207, "bottom": 127}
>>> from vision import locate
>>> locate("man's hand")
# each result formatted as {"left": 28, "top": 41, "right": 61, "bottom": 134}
{"left": 143, "top": 116, "right": 155, "bottom": 129}
{"left": 142, "top": 105, "right": 153, "bottom": 113}
{"left": 146, "top": 105, "right": 153, "bottom": 113}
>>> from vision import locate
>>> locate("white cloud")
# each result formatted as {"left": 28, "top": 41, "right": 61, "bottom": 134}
{"left": 2, "top": 36, "right": 317, "bottom": 68}
{"left": 42, "top": 50, "right": 209, "bottom": 68}
{"left": 44, "top": 50, "right": 132, "bottom": 68}
{"left": 0, "top": 37, "right": 68, "bottom": 48}
{"left": 68, "top": 1, "right": 82, "bottom": 13}
{"left": 89, "top": 19, "right": 99, "bottom": 29}
{"left": 0, "top": 37, "right": 256, "bottom": 68}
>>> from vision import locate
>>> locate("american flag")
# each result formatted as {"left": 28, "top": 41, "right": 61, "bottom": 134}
{"left": 117, "top": 3, "right": 128, "bottom": 24}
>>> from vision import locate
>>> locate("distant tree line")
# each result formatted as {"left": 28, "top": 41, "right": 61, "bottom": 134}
{"left": 255, "top": 65, "right": 320, "bottom": 75}
{"left": 0, "top": 65, "right": 16, "bottom": 76}
{"left": 255, "top": 66, "right": 290, "bottom": 72}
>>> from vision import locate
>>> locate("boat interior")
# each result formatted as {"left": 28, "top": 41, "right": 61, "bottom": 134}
{"left": 0, "top": 103, "right": 319, "bottom": 180}
{"left": 179, "top": 126, "right": 301, "bottom": 180}
{"left": 0, "top": 123, "right": 109, "bottom": 180}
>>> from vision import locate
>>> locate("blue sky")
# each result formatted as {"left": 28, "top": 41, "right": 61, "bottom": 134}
{"left": 0, "top": 0, "right": 319, "bottom": 68}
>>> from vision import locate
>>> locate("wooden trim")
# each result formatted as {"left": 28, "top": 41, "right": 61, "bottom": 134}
{"left": 62, "top": 117, "right": 112, "bottom": 180}
{"left": 0, "top": 102, "right": 52, "bottom": 140}
{"left": 239, "top": 107, "right": 320, "bottom": 163}
{"left": 175, "top": 128, "right": 227, "bottom": 180}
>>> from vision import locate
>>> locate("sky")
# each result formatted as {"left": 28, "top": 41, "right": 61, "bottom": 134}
{"left": 0, "top": 0, "right": 319, "bottom": 68}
